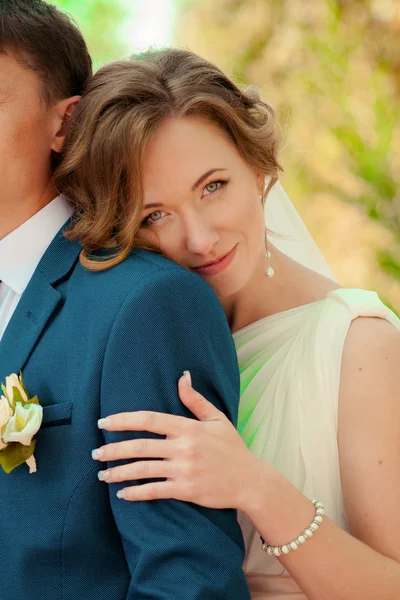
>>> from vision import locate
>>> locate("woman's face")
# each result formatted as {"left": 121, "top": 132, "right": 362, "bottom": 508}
{"left": 140, "top": 115, "right": 266, "bottom": 299}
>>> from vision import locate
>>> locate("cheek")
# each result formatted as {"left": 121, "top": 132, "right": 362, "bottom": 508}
{"left": 233, "top": 192, "right": 265, "bottom": 252}
{"left": 140, "top": 225, "right": 186, "bottom": 266}
{"left": 0, "top": 108, "right": 49, "bottom": 164}
{"left": 21, "top": 114, "right": 51, "bottom": 158}
{"left": 159, "top": 234, "right": 186, "bottom": 265}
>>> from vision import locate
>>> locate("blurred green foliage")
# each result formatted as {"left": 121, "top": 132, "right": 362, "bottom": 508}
{"left": 52, "top": 0, "right": 129, "bottom": 67}
{"left": 178, "top": 0, "right": 400, "bottom": 311}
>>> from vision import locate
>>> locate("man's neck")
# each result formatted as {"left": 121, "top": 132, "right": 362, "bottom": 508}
{"left": 0, "top": 182, "right": 59, "bottom": 240}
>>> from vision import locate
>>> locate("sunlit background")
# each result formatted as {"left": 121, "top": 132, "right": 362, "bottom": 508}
{"left": 52, "top": 0, "right": 400, "bottom": 314}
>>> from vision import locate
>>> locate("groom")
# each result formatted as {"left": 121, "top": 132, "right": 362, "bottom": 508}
{"left": 0, "top": 2, "right": 250, "bottom": 599}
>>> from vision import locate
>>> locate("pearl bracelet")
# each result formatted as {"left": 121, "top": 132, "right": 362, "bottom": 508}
{"left": 261, "top": 500, "right": 325, "bottom": 557}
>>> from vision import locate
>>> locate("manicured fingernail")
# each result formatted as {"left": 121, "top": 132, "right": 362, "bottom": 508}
{"left": 117, "top": 489, "right": 126, "bottom": 499}
{"left": 92, "top": 448, "right": 104, "bottom": 460}
{"left": 98, "top": 418, "right": 111, "bottom": 429}
{"left": 183, "top": 370, "right": 192, "bottom": 386}
{"left": 98, "top": 470, "right": 110, "bottom": 481}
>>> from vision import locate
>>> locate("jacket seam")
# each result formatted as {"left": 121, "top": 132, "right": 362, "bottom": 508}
{"left": 60, "top": 465, "right": 99, "bottom": 600}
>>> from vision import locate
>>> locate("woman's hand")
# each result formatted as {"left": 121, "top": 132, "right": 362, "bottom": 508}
{"left": 92, "top": 372, "right": 261, "bottom": 510}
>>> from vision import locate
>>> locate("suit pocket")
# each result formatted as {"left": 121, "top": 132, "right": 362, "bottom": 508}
{"left": 41, "top": 402, "right": 73, "bottom": 428}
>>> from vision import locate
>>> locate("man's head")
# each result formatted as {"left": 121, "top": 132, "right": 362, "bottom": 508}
{"left": 0, "top": 0, "right": 92, "bottom": 236}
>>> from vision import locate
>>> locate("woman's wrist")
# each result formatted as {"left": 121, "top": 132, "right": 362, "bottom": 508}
{"left": 238, "top": 460, "right": 317, "bottom": 547}
{"left": 236, "top": 457, "right": 275, "bottom": 517}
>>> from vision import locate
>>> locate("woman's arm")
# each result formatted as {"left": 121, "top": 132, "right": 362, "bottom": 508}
{"left": 246, "top": 316, "right": 400, "bottom": 600}
{"left": 94, "top": 318, "right": 400, "bottom": 600}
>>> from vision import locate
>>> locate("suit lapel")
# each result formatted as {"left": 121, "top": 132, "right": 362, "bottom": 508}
{"left": 0, "top": 273, "right": 62, "bottom": 378}
{"left": 0, "top": 227, "right": 81, "bottom": 379}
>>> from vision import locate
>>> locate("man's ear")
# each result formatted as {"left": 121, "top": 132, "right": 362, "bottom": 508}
{"left": 51, "top": 95, "right": 81, "bottom": 154}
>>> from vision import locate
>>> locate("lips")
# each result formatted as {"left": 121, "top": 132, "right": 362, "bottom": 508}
{"left": 191, "top": 244, "right": 238, "bottom": 276}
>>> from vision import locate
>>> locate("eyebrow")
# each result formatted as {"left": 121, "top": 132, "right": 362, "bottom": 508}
{"left": 191, "top": 168, "right": 227, "bottom": 191}
{"left": 143, "top": 202, "right": 163, "bottom": 210}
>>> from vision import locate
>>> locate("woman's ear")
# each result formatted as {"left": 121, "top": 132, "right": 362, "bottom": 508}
{"left": 51, "top": 95, "right": 81, "bottom": 154}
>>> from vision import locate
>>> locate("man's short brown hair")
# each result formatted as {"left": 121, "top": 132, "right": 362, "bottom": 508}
{"left": 0, "top": 0, "right": 92, "bottom": 104}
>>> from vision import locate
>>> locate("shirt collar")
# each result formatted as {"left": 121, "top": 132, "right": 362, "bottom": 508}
{"left": 0, "top": 195, "right": 74, "bottom": 295}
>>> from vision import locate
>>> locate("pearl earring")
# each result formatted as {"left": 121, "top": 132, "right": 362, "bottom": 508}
{"left": 265, "top": 231, "right": 275, "bottom": 278}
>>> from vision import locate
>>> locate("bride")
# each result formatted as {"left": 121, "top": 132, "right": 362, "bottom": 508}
{"left": 58, "top": 48, "right": 400, "bottom": 599}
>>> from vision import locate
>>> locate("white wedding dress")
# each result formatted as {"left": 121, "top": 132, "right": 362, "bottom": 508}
{"left": 233, "top": 288, "right": 400, "bottom": 598}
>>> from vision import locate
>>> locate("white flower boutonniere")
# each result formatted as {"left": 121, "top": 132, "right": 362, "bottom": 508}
{"left": 0, "top": 373, "right": 43, "bottom": 474}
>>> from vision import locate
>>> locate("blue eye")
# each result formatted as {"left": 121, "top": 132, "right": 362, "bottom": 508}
{"left": 206, "top": 182, "right": 220, "bottom": 193}
{"left": 142, "top": 210, "right": 166, "bottom": 226}
{"left": 203, "top": 180, "right": 228, "bottom": 196}
{"left": 148, "top": 211, "right": 163, "bottom": 222}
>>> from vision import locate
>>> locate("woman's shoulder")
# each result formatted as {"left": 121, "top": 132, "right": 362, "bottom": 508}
{"left": 325, "top": 288, "right": 398, "bottom": 321}
{"left": 337, "top": 290, "right": 400, "bottom": 430}
{"left": 341, "top": 308, "right": 400, "bottom": 386}
{"left": 302, "top": 287, "right": 400, "bottom": 389}
{"left": 337, "top": 300, "right": 400, "bottom": 497}
{"left": 313, "top": 288, "right": 400, "bottom": 339}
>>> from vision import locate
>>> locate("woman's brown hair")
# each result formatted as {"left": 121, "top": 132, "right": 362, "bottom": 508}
{"left": 56, "top": 48, "right": 282, "bottom": 270}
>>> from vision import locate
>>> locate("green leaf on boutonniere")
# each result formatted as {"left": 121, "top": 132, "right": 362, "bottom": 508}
{"left": 28, "top": 395, "right": 40, "bottom": 406}
{"left": 11, "top": 387, "right": 27, "bottom": 409}
{"left": 0, "top": 439, "right": 36, "bottom": 474}
{"left": 19, "top": 372, "right": 29, "bottom": 398}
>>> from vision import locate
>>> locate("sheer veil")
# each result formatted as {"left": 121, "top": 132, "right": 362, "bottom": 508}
{"left": 266, "top": 182, "right": 337, "bottom": 282}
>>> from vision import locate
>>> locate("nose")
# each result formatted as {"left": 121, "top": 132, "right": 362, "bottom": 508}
{"left": 184, "top": 215, "right": 219, "bottom": 256}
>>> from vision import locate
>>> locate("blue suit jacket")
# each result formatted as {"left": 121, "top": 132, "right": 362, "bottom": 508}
{"left": 0, "top": 227, "right": 250, "bottom": 600}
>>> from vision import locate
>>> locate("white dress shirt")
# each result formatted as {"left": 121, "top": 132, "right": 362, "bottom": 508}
{"left": 0, "top": 196, "right": 74, "bottom": 341}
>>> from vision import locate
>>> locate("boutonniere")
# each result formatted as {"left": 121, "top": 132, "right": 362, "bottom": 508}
{"left": 0, "top": 373, "right": 43, "bottom": 474}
